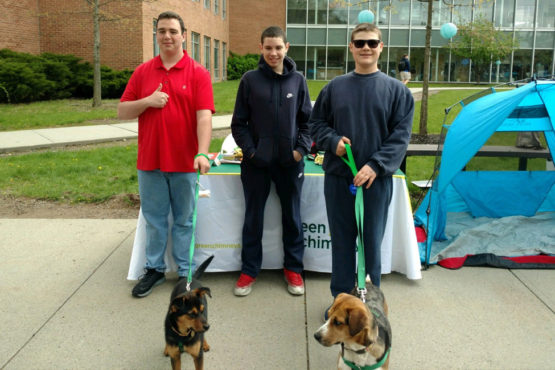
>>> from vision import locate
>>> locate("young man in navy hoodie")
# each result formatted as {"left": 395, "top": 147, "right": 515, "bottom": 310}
{"left": 310, "top": 23, "right": 414, "bottom": 315}
{"left": 231, "top": 26, "right": 312, "bottom": 297}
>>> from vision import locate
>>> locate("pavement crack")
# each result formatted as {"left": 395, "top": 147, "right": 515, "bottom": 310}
{"left": 510, "top": 269, "right": 554, "bottom": 315}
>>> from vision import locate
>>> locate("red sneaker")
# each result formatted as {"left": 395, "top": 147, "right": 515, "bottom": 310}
{"left": 284, "top": 269, "right": 305, "bottom": 295}
{"left": 234, "top": 273, "right": 255, "bottom": 296}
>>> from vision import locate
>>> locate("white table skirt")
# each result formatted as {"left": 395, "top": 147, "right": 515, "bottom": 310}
{"left": 128, "top": 172, "right": 422, "bottom": 280}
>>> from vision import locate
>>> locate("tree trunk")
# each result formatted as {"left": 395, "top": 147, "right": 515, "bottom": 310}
{"left": 92, "top": 0, "right": 102, "bottom": 107}
{"left": 418, "top": 0, "right": 433, "bottom": 136}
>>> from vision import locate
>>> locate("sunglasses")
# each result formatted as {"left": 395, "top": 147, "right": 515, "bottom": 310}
{"left": 352, "top": 39, "right": 381, "bottom": 49}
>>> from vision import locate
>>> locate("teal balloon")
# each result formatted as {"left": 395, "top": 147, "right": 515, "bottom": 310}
{"left": 440, "top": 23, "right": 457, "bottom": 39}
{"left": 358, "top": 10, "right": 375, "bottom": 24}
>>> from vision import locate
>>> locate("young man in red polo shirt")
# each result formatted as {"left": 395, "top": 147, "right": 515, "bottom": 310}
{"left": 118, "top": 11, "right": 214, "bottom": 298}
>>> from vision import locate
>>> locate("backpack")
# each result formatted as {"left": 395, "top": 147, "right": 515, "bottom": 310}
{"left": 398, "top": 59, "right": 406, "bottom": 71}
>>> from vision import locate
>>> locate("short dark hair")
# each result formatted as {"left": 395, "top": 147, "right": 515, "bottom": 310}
{"left": 350, "top": 23, "right": 382, "bottom": 42}
{"left": 157, "top": 11, "right": 185, "bottom": 34}
{"left": 260, "top": 26, "right": 287, "bottom": 44}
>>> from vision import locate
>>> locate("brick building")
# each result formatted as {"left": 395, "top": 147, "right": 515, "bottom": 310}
{"left": 5, "top": 1, "right": 551, "bottom": 83}
{"left": 0, "top": 0, "right": 282, "bottom": 82}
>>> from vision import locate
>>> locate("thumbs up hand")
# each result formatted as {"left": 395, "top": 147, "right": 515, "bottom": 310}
{"left": 148, "top": 83, "right": 169, "bottom": 108}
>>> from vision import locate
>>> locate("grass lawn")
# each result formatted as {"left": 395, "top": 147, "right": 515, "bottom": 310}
{"left": 0, "top": 144, "right": 139, "bottom": 203}
{"left": 0, "top": 80, "right": 488, "bottom": 131}
{"left": 2, "top": 83, "right": 541, "bottom": 207}
{"left": 0, "top": 99, "right": 120, "bottom": 131}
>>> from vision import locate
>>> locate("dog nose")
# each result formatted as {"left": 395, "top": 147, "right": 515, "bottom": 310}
{"left": 314, "top": 332, "right": 321, "bottom": 341}
{"left": 203, "top": 323, "right": 210, "bottom": 331}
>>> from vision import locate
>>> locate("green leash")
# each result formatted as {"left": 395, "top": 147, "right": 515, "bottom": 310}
{"left": 340, "top": 145, "right": 391, "bottom": 367}
{"left": 339, "top": 143, "right": 367, "bottom": 301}
{"left": 186, "top": 153, "right": 210, "bottom": 290}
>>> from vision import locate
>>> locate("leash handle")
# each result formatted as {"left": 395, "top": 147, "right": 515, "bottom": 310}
{"left": 340, "top": 144, "right": 366, "bottom": 293}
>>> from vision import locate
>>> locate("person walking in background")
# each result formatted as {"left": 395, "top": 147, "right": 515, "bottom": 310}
{"left": 118, "top": 11, "right": 214, "bottom": 298}
{"left": 310, "top": 23, "right": 414, "bottom": 315}
{"left": 231, "top": 26, "right": 312, "bottom": 297}
{"left": 399, "top": 54, "right": 411, "bottom": 85}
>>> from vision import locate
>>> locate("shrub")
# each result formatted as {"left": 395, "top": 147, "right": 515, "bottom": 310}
{"left": 101, "top": 66, "right": 133, "bottom": 99}
{"left": 41, "top": 53, "right": 92, "bottom": 98}
{"left": 0, "top": 49, "right": 132, "bottom": 102}
{"left": 0, "top": 60, "right": 54, "bottom": 102}
{"left": 227, "top": 52, "right": 259, "bottom": 80}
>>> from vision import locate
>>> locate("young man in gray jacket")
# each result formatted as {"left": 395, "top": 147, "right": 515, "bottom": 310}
{"left": 231, "top": 26, "right": 312, "bottom": 297}
{"left": 310, "top": 23, "right": 414, "bottom": 312}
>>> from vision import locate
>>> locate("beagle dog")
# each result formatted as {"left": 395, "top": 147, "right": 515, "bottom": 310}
{"left": 314, "top": 285, "right": 392, "bottom": 369}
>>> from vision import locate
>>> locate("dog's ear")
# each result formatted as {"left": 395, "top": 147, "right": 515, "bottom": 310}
{"left": 347, "top": 308, "right": 369, "bottom": 337}
{"left": 170, "top": 296, "right": 186, "bottom": 313}
{"left": 355, "top": 327, "right": 376, "bottom": 347}
{"left": 195, "top": 287, "right": 212, "bottom": 299}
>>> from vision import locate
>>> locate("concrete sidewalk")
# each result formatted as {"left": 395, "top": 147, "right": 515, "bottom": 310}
{"left": 1, "top": 88, "right": 554, "bottom": 368}
{"left": 1, "top": 87, "right": 433, "bottom": 154}
{"left": 1, "top": 218, "right": 554, "bottom": 369}
{"left": 0, "top": 115, "right": 232, "bottom": 153}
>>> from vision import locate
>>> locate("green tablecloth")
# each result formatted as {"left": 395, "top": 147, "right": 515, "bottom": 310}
{"left": 210, "top": 157, "right": 321, "bottom": 175}
{"left": 210, "top": 157, "right": 403, "bottom": 177}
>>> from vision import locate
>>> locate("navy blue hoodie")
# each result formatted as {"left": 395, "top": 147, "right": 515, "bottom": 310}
{"left": 231, "top": 55, "right": 312, "bottom": 167}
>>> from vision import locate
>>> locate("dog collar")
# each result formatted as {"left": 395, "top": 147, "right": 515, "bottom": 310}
{"left": 171, "top": 327, "right": 195, "bottom": 353}
{"left": 341, "top": 348, "right": 390, "bottom": 370}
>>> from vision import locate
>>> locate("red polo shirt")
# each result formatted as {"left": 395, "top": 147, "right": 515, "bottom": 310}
{"left": 121, "top": 52, "right": 215, "bottom": 172}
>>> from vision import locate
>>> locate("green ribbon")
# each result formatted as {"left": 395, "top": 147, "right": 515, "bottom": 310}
{"left": 339, "top": 143, "right": 366, "bottom": 292}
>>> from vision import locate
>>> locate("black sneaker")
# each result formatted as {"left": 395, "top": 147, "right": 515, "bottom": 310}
{"left": 132, "top": 269, "right": 165, "bottom": 298}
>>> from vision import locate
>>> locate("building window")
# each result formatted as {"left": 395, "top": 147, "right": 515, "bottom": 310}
{"left": 495, "top": 0, "right": 515, "bottom": 28}
{"left": 192, "top": 32, "right": 201, "bottom": 63}
{"left": 537, "top": 1, "right": 555, "bottom": 28}
{"left": 328, "top": 2, "right": 347, "bottom": 25}
{"left": 214, "top": 40, "right": 220, "bottom": 79}
{"left": 288, "top": 0, "right": 307, "bottom": 24}
{"left": 204, "top": 36, "right": 211, "bottom": 71}
{"left": 214, "top": 0, "right": 219, "bottom": 15}
{"left": 153, "top": 19, "right": 159, "bottom": 56}
{"left": 286, "top": 0, "right": 554, "bottom": 83}
{"left": 204, "top": 0, "right": 210, "bottom": 10}
{"left": 222, "top": 0, "right": 227, "bottom": 19}
{"left": 514, "top": 0, "right": 535, "bottom": 28}
{"left": 222, "top": 42, "right": 227, "bottom": 79}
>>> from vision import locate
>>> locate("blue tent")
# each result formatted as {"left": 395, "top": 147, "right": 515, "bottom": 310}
{"left": 415, "top": 80, "right": 555, "bottom": 268}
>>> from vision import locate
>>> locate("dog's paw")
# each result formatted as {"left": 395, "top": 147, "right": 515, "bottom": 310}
{"left": 203, "top": 340, "right": 210, "bottom": 352}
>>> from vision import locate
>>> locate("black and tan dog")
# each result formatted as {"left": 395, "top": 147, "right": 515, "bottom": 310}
{"left": 164, "top": 255, "right": 213, "bottom": 370}
{"left": 314, "top": 284, "right": 392, "bottom": 370}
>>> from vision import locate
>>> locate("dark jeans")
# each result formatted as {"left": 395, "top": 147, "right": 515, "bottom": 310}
{"left": 239, "top": 159, "right": 305, "bottom": 277}
{"left": 324, "top": 173, "right": 392, "bottom": 296}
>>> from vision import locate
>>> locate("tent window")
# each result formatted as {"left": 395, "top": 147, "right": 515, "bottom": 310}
{"left": 508, "top": 105, "right": 549, "bottom": 119}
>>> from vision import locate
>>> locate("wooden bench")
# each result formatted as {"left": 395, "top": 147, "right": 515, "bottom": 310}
{"left": 401, "top": 144, "right": 552, "bottom": 174}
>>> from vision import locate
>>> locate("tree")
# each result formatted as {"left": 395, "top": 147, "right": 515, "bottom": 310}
{"left": 448, "top": 17, "right": 517, "bottom": 84}
{"left": 87, "top": 0, "right": 140, "bottom": 107}
{"left": 418, "top": 0, "right": 434, "bottom": 136}
{"left": 51, "top": 0, "right": 154, "bottom": 107}
{"left": 92, "top": 0, "right": 101, "bottom": 107}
